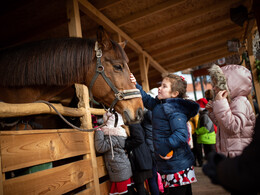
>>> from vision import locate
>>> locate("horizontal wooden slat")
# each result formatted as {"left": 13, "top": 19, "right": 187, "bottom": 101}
{"left": 3, "top": 159, "right": 93, "bottom": 195}
{"left": 100, "top": 180, "right": 111, "bottom": 195}
{"left": 97, "top": 156, "right": 108, "bottom": 178}
{"left": 1, "top": 130, "right": 90, "bottom": 172}
{"left": 0, "top": 102, "right": 86, "bottom": 118}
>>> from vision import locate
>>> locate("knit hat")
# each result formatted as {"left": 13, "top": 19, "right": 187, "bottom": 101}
{"left": 102, "top": 111, "right": 127, "bottom": 137}
{"left": 196, "top": 98, "right": 208, "bottom": 108}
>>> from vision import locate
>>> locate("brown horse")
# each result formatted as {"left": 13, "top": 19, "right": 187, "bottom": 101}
{"left": 0, "top": 27, "right": 143, "bottom": 124}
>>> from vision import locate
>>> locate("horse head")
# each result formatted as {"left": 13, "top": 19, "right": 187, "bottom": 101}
{"left": 87, "top": 26, "right": 144, "bottom": 124}
{"left": 0, "top": 26, "right": 144, "bottom": 125}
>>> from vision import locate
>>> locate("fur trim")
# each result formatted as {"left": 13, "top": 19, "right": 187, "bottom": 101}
{"left": 101, "top": 126, "right": 127, "bottom": 137}
{"left": 208, "top": 64, "right": 230, "bottom": 101}
{"left": 103, "top": 111, "right": 124, "bottom": 128}
{"left": 208, "top": 65, "right": 229, "bottom": 91}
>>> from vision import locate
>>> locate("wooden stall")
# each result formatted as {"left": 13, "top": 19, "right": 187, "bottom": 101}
{"left": 0, "top": 84, "right": 109, "bottom": 195}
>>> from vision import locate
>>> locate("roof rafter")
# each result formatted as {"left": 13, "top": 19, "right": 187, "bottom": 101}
{"left": 145, "top": 49, "right": 234, "bottom": 78}
{"left": 78, "top": 0, "right": 167, "bottom": 73}
{"left": 115, "top": 0, "right": 185, "bottom": 27}
{"left": 155, "top": 32, "right": 240, "bottom": 62}
{"left": 142, "top": 15, "right": 230, "bottom": 48}
{"left": 149, "top": 25, "right": 241, "bottom": 57}
{"left": 90, "top": 0, "right": 123, "bottom": 11}
{"left": 130, "top": 0, "right": 239, "bottom": 39}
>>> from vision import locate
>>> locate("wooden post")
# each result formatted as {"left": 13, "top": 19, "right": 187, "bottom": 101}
{"left": 199, "top": 76, "right": 205, "bottom": 98}
{"left": 112, "top": 33, "right": 122, "bottom": 43}
{"left": 0, "top": 152, "right": 3, "bottom": 195}
{"left": 191, "top": 74, "right": 197, "bottom": 100}
{"left": 247, "top": 25, "right": 260, "bottom": 114}
{"left": 139, "top": 54, "right": 150, "bottom": 92}
{"left": 75, "top": 84, "right": 100, "bottom": 195}
{"left": 67, "top": 0, "right": 82, "bottom": 37}
{"left": 240, "top": 55, "right": 255, "bottom": 114}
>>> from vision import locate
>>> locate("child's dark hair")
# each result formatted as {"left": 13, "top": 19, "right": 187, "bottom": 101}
{"left": 162, "top": 73, "right": 187, "bottom": 98}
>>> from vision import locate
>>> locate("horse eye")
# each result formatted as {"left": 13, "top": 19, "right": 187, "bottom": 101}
{"left": 113, "top": 64, "right": 123, "bottom": 71}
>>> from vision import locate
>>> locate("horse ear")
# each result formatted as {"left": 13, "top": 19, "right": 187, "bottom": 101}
{"left": 118, "top": 40, "right": 128, "bottom": 49}
{"left": 96, "top": 26, "right": 112, "bottom": 50}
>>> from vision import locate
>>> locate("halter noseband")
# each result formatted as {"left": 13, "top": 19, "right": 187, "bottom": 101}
{"left": 88, "top": 42, "right": 141, "bottom": 111}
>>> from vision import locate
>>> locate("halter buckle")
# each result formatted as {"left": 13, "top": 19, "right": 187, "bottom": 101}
{"left": 115, "top": 92, "right": 124, "bottom": 100}
{"left": 95, "top": 41, "right": 102, "bottom": 57}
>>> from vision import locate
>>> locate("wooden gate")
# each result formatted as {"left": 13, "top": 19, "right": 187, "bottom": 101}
{"left": 0, "top": 84, "right": 110, "bottom": 195}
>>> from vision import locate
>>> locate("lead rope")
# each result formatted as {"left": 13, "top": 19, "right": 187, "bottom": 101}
{"left": 109, "top": 130, "right": 114, "bottom": 160}
{"left": 34, "top": 100, "right": 109, "bottom": 132}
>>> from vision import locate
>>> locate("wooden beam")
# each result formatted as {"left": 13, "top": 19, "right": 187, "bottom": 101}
{"left": 115, "top": 0, "right": 184, "bottom": 27}
{"left": 149, "top": 25, "right": 240, "bottom": 57}
{"left": 0, "top": 102, "right": 86, "bottom": 118}
{"left": 130, "top": 0, "right": 239, "bottom": 39}
{"left": 169, "top": 51, "right": 235, "bottom": 72}
{"left": 128, "top": 24, "right": 239, "bottom": 67}
{"left": 78, "top": 0, "right": 167, "bottom": 74}
{"left": 67, "top": 0, "right": 82, "bottom": 37}
{"left": 142, "top": 15, "right": 230, "bottom": 48}
{"left": 75, "top": 84, "right": 100, "bottom": 195}
{"left": 160, "top": 43, "right": 229, "bottom": 66}
{"left": 247, "top": 21, "right": 260, "bottom": 113}
{"left": 129, "top": 41, "right": 230, "bottom": 72}
{"left": 90, "top": 0, "right": 123, "bottom": 11}
{"left": 147, "top": 48, "right": 231, "bottom": 78}
{"left": 139, "top": 54, "right": 150, "bottom": 92}
{"left": 155, "top": 32, "right": 240, "bottom": 62}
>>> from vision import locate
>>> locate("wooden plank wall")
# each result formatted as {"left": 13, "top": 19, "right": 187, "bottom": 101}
{"left": 0, "top": 84, "right": 110, "bottom": 195}
{"left": 0, "top": 129, "right": 93, "bottom": 194}
{"left": 0, "top": 128, "right": 110, "bottom": 195}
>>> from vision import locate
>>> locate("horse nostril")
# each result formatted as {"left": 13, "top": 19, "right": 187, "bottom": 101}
{"left": 123, "top": 111, "right": 131, "bottom": 125}
{"left": 136, "top": 108, "right": 143, "bottom": 121}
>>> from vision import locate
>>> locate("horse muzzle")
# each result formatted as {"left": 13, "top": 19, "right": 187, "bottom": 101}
{"left": 123, "top": 107, "right": 143, "bottom": 125}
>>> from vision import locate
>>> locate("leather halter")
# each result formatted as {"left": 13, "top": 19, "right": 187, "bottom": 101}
{"left": 88, "top": 42, "right": 141, "bottom": 111}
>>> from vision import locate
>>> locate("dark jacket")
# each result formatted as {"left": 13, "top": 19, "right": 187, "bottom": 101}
{"left": 136, "top": 83, "right": 199, "bottom": 174}
{"left": 125, "top": 123, "right": 153, "bottom": 172}
{"left": 141, "top": 110, "right": 155, "bottom": 161}
{"left": 203, "top": 115, "right": 260, "bottom": 193}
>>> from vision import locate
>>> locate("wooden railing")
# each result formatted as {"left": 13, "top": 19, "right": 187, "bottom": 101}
{"left": 0, "top": 84, "right": 109, "bottom": 195}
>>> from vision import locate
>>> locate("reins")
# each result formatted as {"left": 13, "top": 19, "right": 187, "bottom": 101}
{"left": 35, "top": 100, "right": 107, "bottom": 132}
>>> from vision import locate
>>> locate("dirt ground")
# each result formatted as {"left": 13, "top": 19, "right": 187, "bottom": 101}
{"left": 192, "top": 166, "right": 229, "bottom": 195}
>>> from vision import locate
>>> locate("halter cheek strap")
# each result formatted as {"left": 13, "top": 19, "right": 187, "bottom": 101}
{"left": 88, "top": 41, "right": 141, "bottom": 112}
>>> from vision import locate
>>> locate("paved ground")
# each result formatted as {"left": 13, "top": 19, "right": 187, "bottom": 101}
{"left": 192, "top": 166, "right": 229, "bottom": 195}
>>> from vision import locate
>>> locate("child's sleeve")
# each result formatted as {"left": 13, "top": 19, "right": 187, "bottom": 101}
{"left": 136, "top": 83, "right": 157, "bottom": 110}
{"left": 94, "top": 131, "right": 113, "bottom": 153}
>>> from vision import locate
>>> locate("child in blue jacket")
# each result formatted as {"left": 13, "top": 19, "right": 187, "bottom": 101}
{"left": 130, "top": 73, "right": 199, "bottom": 195}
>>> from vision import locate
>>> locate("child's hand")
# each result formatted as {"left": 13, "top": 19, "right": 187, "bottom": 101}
{"left": 130, "top": 73, "right": 136, "bottom": 85}
{"left": 206, "top": 100, "right": 213, "bottom": 112}
{"left": 215, "top": 90, "right": 228, "bottom": 101}
{"left": 159, "top": 150, "right": 173, "bottom": 160}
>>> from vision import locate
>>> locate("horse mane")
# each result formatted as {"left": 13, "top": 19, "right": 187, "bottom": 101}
{"left": 0, "top": 37, "right": 97, "bottom": 87}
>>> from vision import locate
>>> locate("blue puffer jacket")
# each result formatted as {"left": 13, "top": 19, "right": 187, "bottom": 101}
{"left": 136, "top": 84, "right": 199, "bottom": 174}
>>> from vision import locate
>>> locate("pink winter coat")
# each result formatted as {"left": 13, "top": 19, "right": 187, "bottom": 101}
{"left": 208, "top": 65, "right": 255, "bottom": 158}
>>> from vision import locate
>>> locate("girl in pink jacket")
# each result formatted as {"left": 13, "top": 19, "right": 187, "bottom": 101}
{"left": 206, "top": 64, "right": 255, "bottom": 158}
